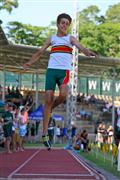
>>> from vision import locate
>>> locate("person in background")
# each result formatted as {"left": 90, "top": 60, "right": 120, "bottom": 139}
{"left": 9, "top": 104, "right": 19, "bottom": 152}
{"left": 24, "top": 92, "right": 34, "bottom": 113}
{"left": 96, "top": 122, "right": 104, "bottom": 147}
{"left": 55, "top": 125, "right": 61, "bottom": 144}
{"left": 107, "top": 125, "right": 114, "bottom": 144}
{"left": 80, "top": 129, "right": 89, "bottom": 151}
{"left": 73, "top": 132, "right": 81, "bottom": 150}
{"left": 19, "top": 107, "right": 29, "bottom": 151}
{"left": 30, "top": 122, "right": 36, "bottom": 143}
{"left": 2, "top": 103, "right": 13, "bottom": 153}
{"left": 71, "top": 124, "right": 77, "bottom": 143}
{"left": 0, "top": 118, "right": 5, "bottom": 148}
{"left": 48, "top": 117, "right": 56, "bottom": 144}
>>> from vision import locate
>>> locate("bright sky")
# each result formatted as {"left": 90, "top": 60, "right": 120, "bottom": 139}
{"left": 1, "top": 0, "right": 120, "bottom": 29}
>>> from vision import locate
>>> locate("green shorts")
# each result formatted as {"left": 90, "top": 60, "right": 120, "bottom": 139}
{"left": 45, "top": 68, "right": 70, "bottom": 91}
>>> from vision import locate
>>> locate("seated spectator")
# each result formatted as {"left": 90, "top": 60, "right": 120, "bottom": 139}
{"left": 80, "top": 93, "right": 85, "bottom": 103}
{"left": 73, "top": 132, "right": 81, "bottom": 150}
{"left": 80, "top": 107, "right": 86, "bottom": 119}
{"left": 80, "top": 129, "right": 89, "bottom": 151}
{"left": 84, "top": 95, "right": 91, "bottom": 105}
{"left": 71, "top": 124, "right": 77, "bottom": 142}
{"left": 89, "top": 94, "right": 96, "bottom": 104}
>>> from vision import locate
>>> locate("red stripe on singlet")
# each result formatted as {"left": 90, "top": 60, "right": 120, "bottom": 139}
{"left": 51, "top": 45, "right": 73, "bottom": 54}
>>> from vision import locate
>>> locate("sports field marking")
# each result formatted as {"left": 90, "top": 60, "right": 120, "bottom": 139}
{"left": 69, "top": 150, "right": 95, "bottom": 176}
{"left": 8, "top": 149, "right": 41, "bottom": 179}
{"left": 70, "top": 151, "right": 106, "bottom": 180}
{"left": 14, "top": 173, "right": 94, "bottom": 177}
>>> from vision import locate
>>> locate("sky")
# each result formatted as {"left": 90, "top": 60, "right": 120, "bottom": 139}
{"left": 0, "top": 0, "right": 120, "bottom": 29}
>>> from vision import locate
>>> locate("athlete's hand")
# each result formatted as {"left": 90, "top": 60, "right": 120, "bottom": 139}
{"left": 83, "top": 49, "right": 97, "bottom": 57}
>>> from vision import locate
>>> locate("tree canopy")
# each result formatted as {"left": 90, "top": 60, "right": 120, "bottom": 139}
{"left": 0, "top": 0, "right": 18, "bottom": 13}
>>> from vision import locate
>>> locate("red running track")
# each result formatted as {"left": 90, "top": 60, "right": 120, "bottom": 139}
{"left": 0, "top": 148, "right": 106, "bottom": 180}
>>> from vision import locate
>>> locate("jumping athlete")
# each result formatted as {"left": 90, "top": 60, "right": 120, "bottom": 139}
{"left": 23, "top": 13, "right": 97, "bottom": 150}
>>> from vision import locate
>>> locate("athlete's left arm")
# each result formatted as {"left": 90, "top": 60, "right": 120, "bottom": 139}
{"left": 70, "top": 36, "right": 97, "bottom": 57}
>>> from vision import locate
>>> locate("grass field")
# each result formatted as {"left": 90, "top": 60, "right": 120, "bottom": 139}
{"left": 78, "top": 149, "right": 120, "bottom": 179}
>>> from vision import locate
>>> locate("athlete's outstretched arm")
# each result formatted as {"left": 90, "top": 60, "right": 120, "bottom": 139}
{"left": 70, "top": 36, "right": 97, "bottom": 57}
{"left": 23, "top": 37, "right": 51, "bottom": 69}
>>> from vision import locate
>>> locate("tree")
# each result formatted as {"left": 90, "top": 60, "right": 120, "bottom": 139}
{"left": 0, "top": 0, "right": 18, "bottom": 13}
{"left": 105, "top": 3, "right": 120, "bottom": 23}
{"left": 79, "top": 5, "right": 100, "bottom": 25}
{"left": 7, "top": 21, "right": 55, "bottom": 46}
{"left": 78, "top": 4, "right": 120, "bottom": 57}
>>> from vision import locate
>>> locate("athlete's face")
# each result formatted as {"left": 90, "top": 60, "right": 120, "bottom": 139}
{"left": 57, "top": 18, "right": 70, "bottom": 35}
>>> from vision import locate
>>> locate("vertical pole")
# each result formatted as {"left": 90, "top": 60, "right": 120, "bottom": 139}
{"left": 66, "top": 0, "right": 79, "bottom": 127}
{"left": 35, "top": 73, "right": 39, "bottom": 109}
{"left": 2, "top": 65, "right": 6, "bottom": 102}
{"left": 117, "top": 142, "right": 120, "bottom": 171}
{"left": 112, "top": 68, "right": 116, "bottom": 129}
{"left": 18, "top": 73, "right": 22, "bottom": 90}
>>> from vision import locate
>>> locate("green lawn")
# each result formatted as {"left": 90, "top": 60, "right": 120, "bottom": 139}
{"left": 78, "top": 150, "right": 120, "bottom": 179}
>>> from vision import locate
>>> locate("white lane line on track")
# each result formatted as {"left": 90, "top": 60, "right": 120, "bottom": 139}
{"left": 68, "top": 150, "right": 94, "bottom": 176}
{"left": 70, "top": 150, "right": 106, "bottom": 180}
{"left": 14, "top": 173, "right": 93, "bottom": 177}
{"left": 8, "top": 149, "right": 41, "bottom": 179}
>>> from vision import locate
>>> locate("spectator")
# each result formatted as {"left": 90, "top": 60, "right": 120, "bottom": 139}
{"left": 9, "top": 104, "right": 19, "bottom": 152}
{"left": 117, "top": 106, "right": 120, "bottom": 131}
{"left": 114, "top": 108, "right": 120, "bottom": 147}
{"left": 30, "top": 122, "right": 36, "bottom": 143}
{"left": 55, "top": 125, "right": 61, "bottom": 144}
{"left": 0, "top": 119, "right": 5, "bottom": 148}
{"left": 19, "top": 107, "right": 29, "bottom": 151}
{"left": 61, "top": 126, "right": 68, "bottom": 143}
{"left": 80, "top": 129, "right": 89, "bottom": 151}
{"left": 71, "top": 124, "right": 77, "bottom": 142}
{"left": 107, "top": 125, "right": 114, "bottom": 144}
{"left": 102, "top": 123, "right": 108, "bottom": 143}
{"left": 24, "top": 92, "right": 34, "bottom": 112}
{"left": 96, "top": 122, "right": 104, "bottom": 145}
{"left": 73, "top": 132, "right": 81, "bottom": 150}
{"left": 48, "top": 117, "right": 56, "bottom": 144}
{"left": 80, "top": 107, "right": 86, "bottom": 119}
{"left": 2, "top": 103, "right": 13, "bottom": 153}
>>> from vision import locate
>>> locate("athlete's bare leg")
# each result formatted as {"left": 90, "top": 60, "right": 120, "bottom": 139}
{"left": 43, "top": 90, "right": 54, "bottom": 134}
{"left": 43, "top": 85, "right": 68, "bottom": 134}
{"left": 52, "top": 84, "right": 69, "bottom": 110}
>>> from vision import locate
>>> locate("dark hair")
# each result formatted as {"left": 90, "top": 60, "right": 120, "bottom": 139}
{"left": 57, "top": 13, "right": 72, "bottom": 24}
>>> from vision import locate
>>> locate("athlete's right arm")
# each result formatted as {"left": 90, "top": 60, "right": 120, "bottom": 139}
{"left": 23, "top": 37, "right": 51, "bottom": 69}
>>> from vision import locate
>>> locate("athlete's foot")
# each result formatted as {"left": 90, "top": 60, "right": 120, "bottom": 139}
{"left": 42, "top": 135, "right": 51, "bottom": 150}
